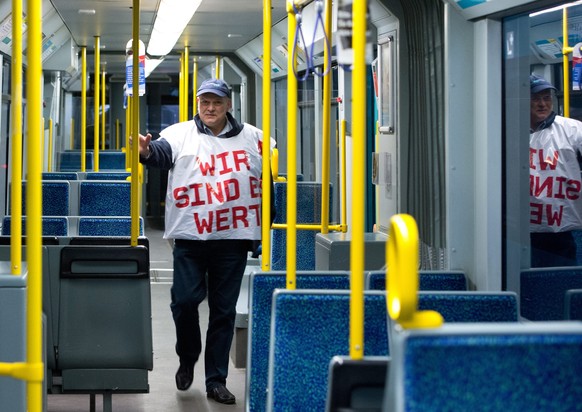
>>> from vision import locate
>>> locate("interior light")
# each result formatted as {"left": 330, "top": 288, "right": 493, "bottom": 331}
{"left": 145, "top": 57, "right": 165, "bottom": 78}
{"left": 530, "top": 0, "right": 582, "bottom": 17}
{"left": 147, "top": 0, "right": 202, "bottom": 56}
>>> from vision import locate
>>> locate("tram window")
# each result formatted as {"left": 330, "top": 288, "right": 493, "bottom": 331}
{"left": 504, "top": 2, "right": 582, "bottom": 290}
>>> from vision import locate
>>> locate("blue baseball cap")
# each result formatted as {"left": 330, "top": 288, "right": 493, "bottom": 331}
{"left": 530, "top": 74, "right": 556, "bottom": 94}
{"left": 197, "top": 78, "right": 231, "bottom": 98}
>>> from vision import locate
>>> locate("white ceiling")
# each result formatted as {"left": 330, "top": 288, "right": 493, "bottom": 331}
{"left": 49, "top": 0, "right": 288, "bottom": 76}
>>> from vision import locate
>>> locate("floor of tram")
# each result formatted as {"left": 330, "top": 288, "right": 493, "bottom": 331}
{"left": 46, "top": 219, "right": 247, "bottom": 412}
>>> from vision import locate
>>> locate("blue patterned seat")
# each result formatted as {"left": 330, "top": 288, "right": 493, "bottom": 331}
{"left": 520, "top": 267, "right": 582, "bottom": 320}
{"left": 385, "top": 322, "right": 582, "bottom": 411}
{"left": 246, "top": 271, "right": 350, "bottom": 412}
{"left": 418, "top": 291, "right": 518, "bottom": 322}
{"left": 79, "top": 181, "right": 131, "bottom": 216}
{"left": 366, "top": 270, "right": 467, "bottom": 291}
{"left": 98, "top": 152, "right": 126, "bottom": 170}
{"left": 78, "top": 217, "right": 143, "bottom": 236}
{"left": 267, "top": 290, "right": 389, "bottom": 412}
{"left": 18, "top": 181, "right": 70, "bottom": 216}
{"left": 2, "top": 216, "right": 68, "bottom": 237}
{"left": 42, "top": 172, "right": 78, "bottom": 180}
{"left": 85, "top": 172, "right": 130, "bottom": 180}
{"left": 58, "top": 151, "right": 93, "bottom": 171}
{"left": 271, "top": 182, "right": 333, "bottom": 270}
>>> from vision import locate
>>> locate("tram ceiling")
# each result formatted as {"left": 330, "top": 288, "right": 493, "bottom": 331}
{"left": 49, "top": 0, "right": 288, "bottom": 76}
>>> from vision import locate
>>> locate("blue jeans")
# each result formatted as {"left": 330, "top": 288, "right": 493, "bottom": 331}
{"left": 171, "top": 239, "right": 249, "bottom": 390}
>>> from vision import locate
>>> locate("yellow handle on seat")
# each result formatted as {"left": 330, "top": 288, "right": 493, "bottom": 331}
{"left": 386, "top": 214, "right": 443, "bottom": 329}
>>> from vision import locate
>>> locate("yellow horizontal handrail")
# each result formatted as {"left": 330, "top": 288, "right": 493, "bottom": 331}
{"left": 272, "top": 223, "right": 345, "bottom": 231}
{"left": 0, "top": 362, "right": 44, "bottom": 382}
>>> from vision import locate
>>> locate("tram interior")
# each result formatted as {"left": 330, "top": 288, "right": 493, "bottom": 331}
{"left": 1, "top": 0, "right": 582, "bottom": 411}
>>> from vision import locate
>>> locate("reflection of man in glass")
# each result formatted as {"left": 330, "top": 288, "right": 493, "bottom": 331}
{"left": 530, "top": 74, "right": 582, "bottom": 267}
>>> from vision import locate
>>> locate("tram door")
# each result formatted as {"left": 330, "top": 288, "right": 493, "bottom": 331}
{"left": 374, "top": 31, "right": 398, "bottom": 233}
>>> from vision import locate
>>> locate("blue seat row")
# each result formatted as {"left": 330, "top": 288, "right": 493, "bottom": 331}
{"left": 58, "top": 151, "right": 126, "bottom": 171}
{"left": 12, "top": 180, "right": 131, "bottom": 216}
{"left": 245, "top": 269, "right": 517, "bottom": 412}
{"left": 1, "top": 216, "right": 144, "bottom": 237}
{"left": 42, "top": 171, "right": 131, "bottom": 181}
{"left": 366, "top": 269, "right": 467, "bottom": 291}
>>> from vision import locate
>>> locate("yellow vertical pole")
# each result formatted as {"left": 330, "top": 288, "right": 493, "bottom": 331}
{"left": 563, "top": 8, "right": 573, "bottom": 118}
{"left": 262, "top": 0, "right": 272, "bottom": 271}
{"left": 215, "top": 56, "right": 221, "bottom": 78}
{"left": 179, "top": 53, "right": 184, "bottom": 122}
{"left": 184, "top": 46, "right": 189, "bottom": 121}
{"left": 192, "top": 59, "right": 198, "bottom": 117}
{"left": 0, "top": 3, "right": 44, "bottom": 401}
{"left": 70, "top": 118, "right": 74, "bottom": 149}
{"left": 94, "top": 36, "right": 100, "bottom": 171}
{"left": 341, "top": 119, "right": 347, "bottom": 229}
{"left": 81, "top": 46, "right": 87, "bottom": 171}
{"left": 48, "top": 118, "right": 53, "bottom": 172}
{"left": 320, "top": 0, "right": 332, "bottom": 234}
{"left": 116, "top": 118, "right": 120, "bottom": 150}
{"left": 286, "top": 1, "right": 297, "bottom": 289}
{"left": 101, "top": 70, "right": 106, "bottom": 149}
{"left": 350, "top": 0, "right": 366, "bottom": 360}
{"left": 41, "top": 118, "right": 44, "bottom": 169}
{"left": 25, "top": 0, "right": 44, "bottom": 406}
{"left": 10, "top": 0, "right": 23, "bottom": 275}
{"left": 131, "top": 0, "right": 141, "bottom": 245}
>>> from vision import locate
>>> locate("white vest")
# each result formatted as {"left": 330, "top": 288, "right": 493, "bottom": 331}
{"left": 530, "top": 115, "right": 582, "bottom": 232}
{"left": 160, "top": 120, "right": 268, "bottom": 240}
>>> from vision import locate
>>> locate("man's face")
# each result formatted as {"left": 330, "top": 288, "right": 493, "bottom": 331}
{"left": 198, "top": 93, "right": 231, "bottom": 130}
{"left": 531, "top": 89, "right": 553, "bottom": 125}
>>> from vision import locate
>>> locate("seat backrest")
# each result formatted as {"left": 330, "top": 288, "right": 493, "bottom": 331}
{"left": 246, "top": 271, "right": 350, "bottom": 412}
{"left": 79, "top": 181, "right": 131, "bottom": 216}
{"left": 2, "top": 216, "right": 69, "bottom": 237}
{"left": 57, "top": 245, "right": 152, "bottom": 371}
{"left": 271, "top": 182, "right": 333, "bottom": 270}
{"left": 42, "top": 172, "right": 78, "bottom": 180}
{"left": 266, "top": 290, "right": 389, "bottom": 412}
{"left": 78, "top": 216, "right": 144, "bottom": 236}
{"left": 85, "top": 172, "right": 130, "bottom": 180}
{"left": 386, "top": 322, "right": 582, "bottom": 412}
{"left": 418, "top": 291, "right": 519, "bottom": 322}
{"left": 97, "top": 152, "right": 126, "bottom": 170}
{"left": 520, "top": 267, "right": 582, "bottom": 320}
{"left": 17, "top": 181, "right": 70, "bottom": 216}
{"left": 366, "top": 270, "right": 467, "bottom": 291}
{"left": 565, "top": 289, "right": 582, "bottom": 320}
{"left": 58, "top": 151, "right": 93, "bottom": 171}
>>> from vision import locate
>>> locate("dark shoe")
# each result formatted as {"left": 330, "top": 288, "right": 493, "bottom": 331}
{"left": 175, "top": 363, "right": 193, "bottom": 391}
{"left": 207, "top": 384, "right": 236, "bottom": 404}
